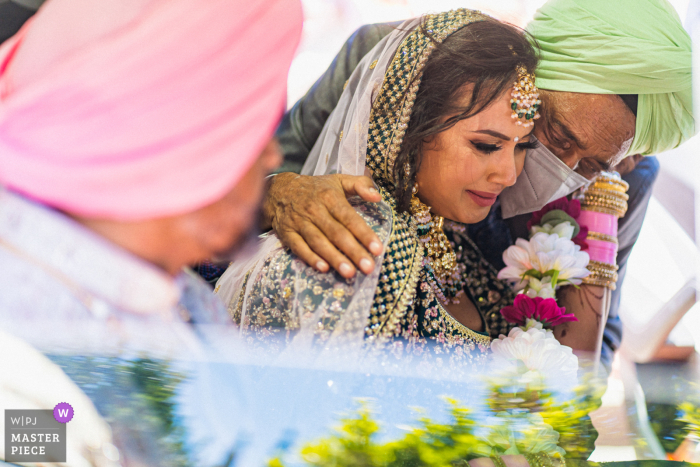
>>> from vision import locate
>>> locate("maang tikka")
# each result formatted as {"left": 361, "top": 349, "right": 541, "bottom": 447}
{"left": 510, "top": 64, "right": 540, "bottom": 127}
{"left": 408, "top": 170, "right": 465, "bottom": 305}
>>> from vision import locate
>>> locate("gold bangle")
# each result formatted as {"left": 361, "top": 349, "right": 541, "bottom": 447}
{"left": 592, "top": 174, "right": 629, "bottom": 191}
{"left": 588, "top": 260, "right": 618, "bottom": 271}
{"left": 581, "top": 195, "right": 628, "bottom": 208}
{"left": 491, "top": 455, "right": 508, "bottom": 467}
{"left": 582, "top": 188, "right": 629, "bottom": 202}
{"left": 586, "top": 231, "right": 618, "bottom": 244}
{"left": 581, "top": 204, "right": 627, "bottom": 217}
{"left": 581, "top": 198, "right": 628, "bottom": 210}
{"left": 581, "top": 201, "right": 628, "bottom": 217}
{"left": 582, "top": 277, "right": 617, "bottom": 290}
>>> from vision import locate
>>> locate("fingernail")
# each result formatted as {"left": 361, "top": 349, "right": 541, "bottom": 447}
{"left": 369, "top": 241, "right": 383, "bottom": 255}
{"left": 338, "top": 262, "right": 353, "bottom": 277}
{"left": 360, "top": 258, "right": 373, "bottom": 273}
{"left": 368, "top": 187, "right": 378, "bottom": 194}
{"left": 316, "top": 261, "right": 328, "bottom": 272}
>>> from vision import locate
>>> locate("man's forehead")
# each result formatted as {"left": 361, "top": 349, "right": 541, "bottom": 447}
{"left": 558, "top": 95, "right": 635, "bottom": 158}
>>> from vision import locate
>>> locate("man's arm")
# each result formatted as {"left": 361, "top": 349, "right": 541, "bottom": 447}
{"left": 263, "top": 23, "right": 398, "bottom": 278}
{"left": 473, "top": 159, "right": 660, "bottom": 364}
{"left": 599, "top": 156, "right": 660, "bottom": 366}
{"left": 275, "top": 22, "right": 399, "bottom": 173}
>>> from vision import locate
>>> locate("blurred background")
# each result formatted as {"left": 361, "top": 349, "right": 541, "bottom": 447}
{"left": 289, "top": 0, "right": 700, "bottom": 461}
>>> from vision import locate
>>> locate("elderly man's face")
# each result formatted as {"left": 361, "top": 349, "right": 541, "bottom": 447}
{"left": 533, "top": 91, "right": 636, "bottom": 179}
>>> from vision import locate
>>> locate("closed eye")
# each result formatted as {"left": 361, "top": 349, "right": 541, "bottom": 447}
{"left": 516, "top": 139, "right": 539, "bottom": 151}
{"left": 472, "top": 142, "right": 502, "bottom": 154}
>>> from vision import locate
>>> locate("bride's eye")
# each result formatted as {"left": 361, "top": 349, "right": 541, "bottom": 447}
{"left": 516, "top": 139, "right": 539, "bottom": 151}
{"left": 472, "top": 142, "right": 501, "bottom": 154}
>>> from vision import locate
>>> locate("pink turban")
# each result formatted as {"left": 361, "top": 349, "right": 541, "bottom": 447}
{"left": 0, "top": 0, "right": 303, "bottom": 220}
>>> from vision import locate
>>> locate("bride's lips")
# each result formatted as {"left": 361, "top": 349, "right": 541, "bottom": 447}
{"left": 466, "top": 189, "right": 499, "bottom": 207}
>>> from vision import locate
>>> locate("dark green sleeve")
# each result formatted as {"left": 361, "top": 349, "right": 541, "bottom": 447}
{"left": 275, "top": 22, "right": 400, "bottom": 174}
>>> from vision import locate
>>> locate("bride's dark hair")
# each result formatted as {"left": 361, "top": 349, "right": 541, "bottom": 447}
{"left": 394, "top": 17, "right": 539, "bottom": 213}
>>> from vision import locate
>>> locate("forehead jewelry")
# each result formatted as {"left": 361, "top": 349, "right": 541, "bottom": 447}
{"left": 510, "top": 65, "right": 540, "bottom": 128}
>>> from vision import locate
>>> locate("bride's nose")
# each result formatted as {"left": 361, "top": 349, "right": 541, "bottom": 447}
{"left": 489, "top": 148, "right": 518, "bottom": 187}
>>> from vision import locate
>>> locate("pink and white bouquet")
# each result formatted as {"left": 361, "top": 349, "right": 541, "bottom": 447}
{"left": 490, "top": 198, "right": 591, "bottom": 390}
{"left": 497, "top": 197, "right": 590, "bottom": 297}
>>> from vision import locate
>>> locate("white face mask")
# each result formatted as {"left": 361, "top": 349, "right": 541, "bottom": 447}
{"left": 500, "top": 136, "right": 589, "bottom": 219}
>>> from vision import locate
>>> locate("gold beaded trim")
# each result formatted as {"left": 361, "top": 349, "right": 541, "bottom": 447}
{"left": 437, "top": 301, "right": 492, "bottom": 348}
{"left": 586, "top": 231, "right": 618, "bottom": 244}
{"left": 365, "top": 9, "right": 487, "bottom": 185}
{"left": 365, "top": 187, "right": 424, "bottom": 343}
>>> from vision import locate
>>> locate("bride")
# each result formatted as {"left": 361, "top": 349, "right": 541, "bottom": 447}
{"left": 215, "top": 10, "right": 540, "bottom": 360}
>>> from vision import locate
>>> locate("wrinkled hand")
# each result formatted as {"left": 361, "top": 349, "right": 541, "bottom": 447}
{"left": 263, "top": 172, "right": 384, "bottom": 278}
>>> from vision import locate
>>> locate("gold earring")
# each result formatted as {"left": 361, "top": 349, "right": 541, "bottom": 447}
{"left": 409, "top": 186, "right": 464, "bottom": 305}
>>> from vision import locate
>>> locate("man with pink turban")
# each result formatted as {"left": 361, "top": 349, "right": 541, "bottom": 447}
{"left": 0, "top": 0, "right": 302, "bottom": 353}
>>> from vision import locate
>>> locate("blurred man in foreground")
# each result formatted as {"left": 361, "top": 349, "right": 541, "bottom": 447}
{"left": 0, "top": 0, "right": 301, "bottom": 350}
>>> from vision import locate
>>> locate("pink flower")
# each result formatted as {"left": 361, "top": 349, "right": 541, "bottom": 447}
{"left": 500, "top": 295, "right": 578, "bottom": 328}
{"left": 572, "top": 225, "right": 589, "bottom": 251}
{"left": 527, "top": 197, "right": 582, "bottom": 231}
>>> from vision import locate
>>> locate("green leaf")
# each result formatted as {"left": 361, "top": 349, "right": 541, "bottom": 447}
{"left": 521, "top": 269, "right": 543, "bottom": 281}
{"left": 550, "top": 270, "right": 559, "bottom": 289}
{"left": 540, "top": 210, "right": 580, "bottom": 237}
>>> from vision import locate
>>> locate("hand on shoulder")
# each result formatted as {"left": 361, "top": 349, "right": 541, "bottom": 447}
{"left": 263, "top": 172, "right": 384, "bottom": 278}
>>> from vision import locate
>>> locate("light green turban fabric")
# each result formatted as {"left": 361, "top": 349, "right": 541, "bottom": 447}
{"left": 527, "top": 0, "right": 694, "bottom": 156}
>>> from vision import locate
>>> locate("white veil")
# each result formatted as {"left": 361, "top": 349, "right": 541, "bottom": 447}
{"left": 301, "top": 18, "right": 421, "bottom": 177}
{"left": 214, "top": 19, "right": 420, "bottom": 351}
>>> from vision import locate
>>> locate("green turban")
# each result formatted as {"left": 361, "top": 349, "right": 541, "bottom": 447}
{"left": 527, "top": 0, "right": 694, "bottom": 156}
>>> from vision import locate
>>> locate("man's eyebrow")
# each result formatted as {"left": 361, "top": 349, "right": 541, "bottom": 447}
{"left": 474, "top": 129, "right": 509, "bottom": 140}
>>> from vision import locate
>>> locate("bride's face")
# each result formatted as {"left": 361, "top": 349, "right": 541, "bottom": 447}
{"left": 414, "top": 87, "right": 535, "bottom": 224}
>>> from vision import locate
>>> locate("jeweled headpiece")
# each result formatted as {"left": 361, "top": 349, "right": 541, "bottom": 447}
{"left": 510, "top": 65, "right": 540, "bottom": 128}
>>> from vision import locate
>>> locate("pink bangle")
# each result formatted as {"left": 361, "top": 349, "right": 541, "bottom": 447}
{"left": 578, "top": 210, "right": 617, "bottom": 237}
{"left": 586, "top": 239, "right": 618, "bottom": 265}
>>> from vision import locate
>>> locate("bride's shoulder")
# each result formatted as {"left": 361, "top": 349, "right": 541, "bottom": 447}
{"left": 347, "top": 195, "right": 393, "bottom": 243}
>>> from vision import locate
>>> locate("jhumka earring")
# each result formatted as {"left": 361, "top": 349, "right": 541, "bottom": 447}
{"left": 510, "top": 64, "right": 540, "bottom": 127}
{"left": 409, "top": 174, "right": 465, "bottom": 305}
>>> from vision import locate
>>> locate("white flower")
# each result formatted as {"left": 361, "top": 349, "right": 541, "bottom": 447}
{"left": 497, "top": 238, "right": 535, "bottom": 291}
{"left": 530, "top": 221, "right": 575, "bottom": 240}
{"left": 523, "top": 277, "right": 556, "bottom": 299}
{"left": 490, "top": 327, "right": 579, "bottom": 391}
{"left": 498, "top": 233, "right": 590, "bottom": 290}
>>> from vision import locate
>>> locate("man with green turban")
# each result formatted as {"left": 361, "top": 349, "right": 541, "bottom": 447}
{"left": 203, "top": 0, "right": 692, "bottom": 366}
{"left": 529, "top": 0, "right": 692, "bottom": 166}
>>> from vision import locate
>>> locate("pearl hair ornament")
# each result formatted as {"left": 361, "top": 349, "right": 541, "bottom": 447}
{"left": 510, "top": 65, "right": 540, "bottom": 128}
